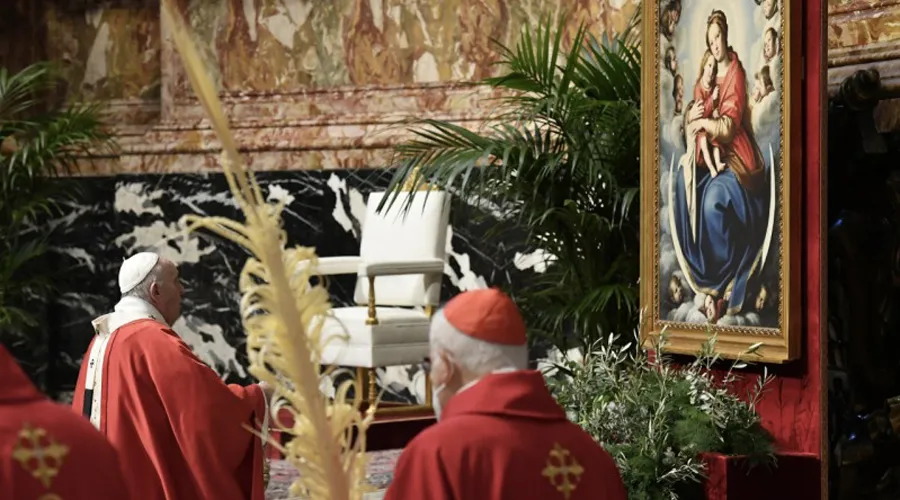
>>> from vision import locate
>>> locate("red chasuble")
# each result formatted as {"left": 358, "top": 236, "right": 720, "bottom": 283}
{"left": 0, "top": 345, "right": 129, "bottom": 499}
{"left": 72, "top": 318, "right": 267, "bottom": 500}
{"left": 385, "top": 370, "right": 627, "bottom": 500}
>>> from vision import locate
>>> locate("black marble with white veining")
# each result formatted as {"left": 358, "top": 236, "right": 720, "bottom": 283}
{"left": 36, "top": 169, "right": 543, "bottom": 404}
{"left": 42, "top": 178, "right": 119, "bottom": 393}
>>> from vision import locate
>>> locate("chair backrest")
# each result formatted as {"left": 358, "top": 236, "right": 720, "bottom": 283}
{"left": 353, "top": 191, "right": 451, "bottom": 307}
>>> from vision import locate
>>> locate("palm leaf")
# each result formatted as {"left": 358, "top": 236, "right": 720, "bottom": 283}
{"left": 0, "top": 62, "right": 113, "bottom": 340}
{"left": 0, "top": 63, "right": 59, "bottom": 120}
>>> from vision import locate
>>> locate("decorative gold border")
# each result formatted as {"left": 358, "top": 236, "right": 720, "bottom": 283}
{"left": 640, "top": 0, "right": 801, "bottom": 363}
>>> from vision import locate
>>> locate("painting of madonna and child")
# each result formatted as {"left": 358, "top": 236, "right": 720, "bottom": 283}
{"left": 641, "top": 0, "right": 798, "bottom": 356}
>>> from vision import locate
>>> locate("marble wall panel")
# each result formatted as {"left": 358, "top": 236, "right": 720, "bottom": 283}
{"left": 0, "top": 1, "right": 47, "bottom": 73}
{"left": 163, "top": 0, "right": 638, "bottom": 96}
{"left": 83, "top": 83, "right": 505, "bottom": 175}
{"left": 828, "top": 0, "right": 900, "bottom": 95}
{"left": 46, "top": 178, "right": 120, "bottom": 393}
{"left": 16, "top": 0, "right": 640, "bottom": 102}
{"left": 10, "top": 1, "right": 900, "bottom": 176}
{"left": 14, "top": 1, "right": 900, "bottom": 105}
{"left": 47, "top": 168, "right": 544, "bottom": 403}
{"left": 4, "top": 1, "right": 639, "bottom": 175}
{"left": 45, "top": 3, "right": 162, "bottom": 101}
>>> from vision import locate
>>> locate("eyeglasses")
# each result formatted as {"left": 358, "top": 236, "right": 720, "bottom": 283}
{"left": 420, "top": 357, "right": 432, "bottom": 373}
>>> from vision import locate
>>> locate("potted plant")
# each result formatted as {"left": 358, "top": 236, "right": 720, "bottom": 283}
{"left": 0, "top": 62, "right": 113, "bottom": 389}
{"left": 544, "top": 331, "right": 777, "bottom": 500}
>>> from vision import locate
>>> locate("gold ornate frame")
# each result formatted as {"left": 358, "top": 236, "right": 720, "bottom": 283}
{"left": 639, "top": 0, "right": 802, "bottom": 363}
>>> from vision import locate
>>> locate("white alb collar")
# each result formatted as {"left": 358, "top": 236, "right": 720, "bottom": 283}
{"left": 92, "top": 296, "right": 168, "bottom": 336}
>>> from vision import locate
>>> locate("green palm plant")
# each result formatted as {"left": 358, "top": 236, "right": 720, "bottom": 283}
{"left": 546, "top": 329, "right": 775, "bottom": 500}
{"left": 380, "top": 17, "right": 642, "bottom": 351}
{"left": 0, "top": 62, "right": 113, "bottom": 339}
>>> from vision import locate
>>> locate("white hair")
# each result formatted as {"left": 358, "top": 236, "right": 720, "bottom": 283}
{"left": 429, "top": 309, "right": 528, "bottom": 375}
{"left": 122, "top": 261, "right": 165, "bottom": 300}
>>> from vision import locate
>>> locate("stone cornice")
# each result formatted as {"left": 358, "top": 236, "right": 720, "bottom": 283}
{"left": 80, "top": 83, "right": 505, "bottom": 176}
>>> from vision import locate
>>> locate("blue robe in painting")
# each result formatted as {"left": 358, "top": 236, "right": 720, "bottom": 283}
{"left": 671, "top": 166, "right": 767, "bottom": 314}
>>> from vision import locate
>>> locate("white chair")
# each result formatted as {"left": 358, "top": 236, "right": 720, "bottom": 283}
{"left": 315, "top": 189, "right": 450, "bottom": 412}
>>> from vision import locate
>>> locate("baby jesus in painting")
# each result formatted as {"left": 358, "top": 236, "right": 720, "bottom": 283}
{"left": 694, "top": 50, "right": 726, "bottom": 177}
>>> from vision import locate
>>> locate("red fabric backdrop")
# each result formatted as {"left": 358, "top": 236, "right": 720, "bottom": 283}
{"left": 706, "top": 0, "right": 826, "bottom": 496}
{"left": 744, "top": 0, "right": 825, "bottom": 458}
{"left": 703, "top": 2, "right": 825, "bottom": 498}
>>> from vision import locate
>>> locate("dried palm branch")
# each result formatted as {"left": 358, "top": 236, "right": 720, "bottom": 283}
{"left": 160, "top": 2, "right": 374, "bottom": 499}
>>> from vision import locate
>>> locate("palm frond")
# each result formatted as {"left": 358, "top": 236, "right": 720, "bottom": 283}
{"left": 0, "top": 62, "right": 60, "bottom": 120}
{"left": 164, "top": 1, "right": 373, "bottom": 496}
{"left": 0, "top": 62, "right": 112, "bottom": 340}
{"left": 5, "top": 103, "right": 113, "bottom": 177}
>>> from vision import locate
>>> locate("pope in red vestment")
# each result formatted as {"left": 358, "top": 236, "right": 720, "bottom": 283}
{"left": 72, "top": 252, "right": 271, "bottom": 500}
{"left": 1, "top": 345, "right": 129, "bottom": 499}
{"left": 385, "top": 288, "right": 627, "bottom": 500}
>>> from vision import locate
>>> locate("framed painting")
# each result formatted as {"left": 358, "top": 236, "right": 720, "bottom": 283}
{"left": 639, "top": 0, "right": 801, "bottom": 363}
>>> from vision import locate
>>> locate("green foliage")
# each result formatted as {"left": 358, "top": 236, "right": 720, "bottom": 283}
{"left": 545, "top": 330, "right": 776, "bottom": 500}
{"left": 0, "top": 62, "right": 113, "bottom": 337}
{"left": 380, "top": 17, "right": 642, "bottom": 351}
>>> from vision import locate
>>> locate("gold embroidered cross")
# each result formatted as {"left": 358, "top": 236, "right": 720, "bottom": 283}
{"left": 542, "top": 442, "right": 584, "bottom": 499}
{"left": 11, "top": 423, "right": 69, "bottom": 489}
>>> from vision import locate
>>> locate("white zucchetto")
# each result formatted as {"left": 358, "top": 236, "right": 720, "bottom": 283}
{"left": 118, "top": 252, "right": 160, "bottom": 294}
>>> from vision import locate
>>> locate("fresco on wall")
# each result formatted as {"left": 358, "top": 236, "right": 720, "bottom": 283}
{"left": 43, "top": 4, "right": 161, "bottom": 100}
{"left": 20, "top": 0, "right": 639, "bottom": 100}
{"left": 167, "top": 0, "right": 639, "bottom": 92}
{"left": 10, "top": 0, "right": 900, "bottom": 102}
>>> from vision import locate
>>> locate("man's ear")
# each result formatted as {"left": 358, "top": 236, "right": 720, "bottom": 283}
{"left": 439, "top": 350, "right": 456, "bottom": 381}
{"left": 148, "top": 281, "right": 160, "bottom": 298}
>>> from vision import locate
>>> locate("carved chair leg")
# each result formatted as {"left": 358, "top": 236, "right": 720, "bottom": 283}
{"left": 355, "top": 367, "right": 366, "bottom": 404}
{"left": 365, "top": 276, "right": 378, "bottom": 325}
{"left": 368, "top": 368, "right": 377, "bottom": 407}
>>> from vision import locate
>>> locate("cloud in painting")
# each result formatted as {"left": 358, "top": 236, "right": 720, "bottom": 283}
{"left": 748, "top": 0, "right": 784, "bottom": 156}
{"left": 669, "top": 292, "right": 710, "bottom": 324}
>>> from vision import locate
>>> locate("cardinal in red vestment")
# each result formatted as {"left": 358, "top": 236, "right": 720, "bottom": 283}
{"left": 1, "top": 344, "right": 129, "bottom": 499}
{"left": 385, "top": 288, "right": 627, "bottom": 500}
{"left": 72, "top": 252, "right": 272, "bottom": 500}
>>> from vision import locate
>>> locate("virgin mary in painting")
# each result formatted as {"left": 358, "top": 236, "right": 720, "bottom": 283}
{"left": 669, "top": 10, "right": 770, "bottom": 322}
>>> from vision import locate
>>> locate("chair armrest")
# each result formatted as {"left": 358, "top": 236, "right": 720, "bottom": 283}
{"left": 294, "top": 256, "right": 363, "bottom": 276}
{"left": 358, "top": 258, "right": 445, "bottom": 277}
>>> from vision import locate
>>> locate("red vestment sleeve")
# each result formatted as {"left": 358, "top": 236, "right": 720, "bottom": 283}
{"left": 142, "top": 332, "right": 266, "bottom": 500}
{"left": 384, "top": 441, "right": 456, "bottom": 500}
